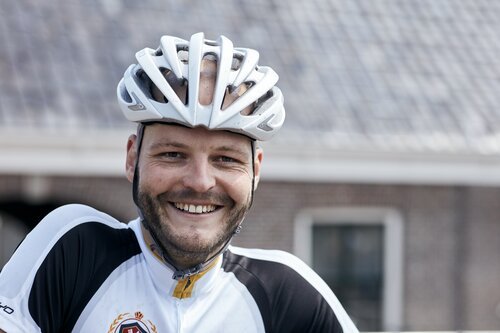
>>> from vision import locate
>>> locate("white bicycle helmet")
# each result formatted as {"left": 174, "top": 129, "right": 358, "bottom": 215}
{"left": 117, "top": 32, "right": 285, "bottom": 141}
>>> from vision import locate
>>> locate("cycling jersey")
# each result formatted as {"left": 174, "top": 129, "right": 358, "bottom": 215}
{"left": 0, "top": 204, "right": 359, "bottom": 333}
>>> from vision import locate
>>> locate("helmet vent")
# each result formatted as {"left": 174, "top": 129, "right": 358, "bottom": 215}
{"left": 177, "top": 47, "right": 189, "bottom": 64}
{"left": 118, "top": 83, "right": 133, "bottom": 103}
{"left": 149, "top": 68, "right": 187, "bottom": 104}
{"left": 199, "top": 56, "right": 218, "bottom": 106}
{"left": 154, "top": 48, "right": 163, "bottom": 56}
{"left": 222, "top": 82, "right": 253, "bottom": 114}
{"left": 231, "top": 55, "right": 243, "bottom": 71}
{"left": 252, "top": 90, "right": 273, "bottom": 115}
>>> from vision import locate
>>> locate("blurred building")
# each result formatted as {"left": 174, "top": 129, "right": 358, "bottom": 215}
{"left": 1, "top": 0, "right": 500, "bottom": 331}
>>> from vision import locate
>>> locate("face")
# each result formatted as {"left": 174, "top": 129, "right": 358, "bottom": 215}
{"left": 126, "top": 124, "right": 262, "bottom": 269}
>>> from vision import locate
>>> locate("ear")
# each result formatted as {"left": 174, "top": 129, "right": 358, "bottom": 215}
{"left": 253, "top": 147, "right": 264, "bottom": 190}
{"left": 126, "top": 134, "right": 138, "bottom": 183}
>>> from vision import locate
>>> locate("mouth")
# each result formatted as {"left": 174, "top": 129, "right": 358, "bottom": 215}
{"left": 172, "top": 202, "right": 221, "bottom": 214}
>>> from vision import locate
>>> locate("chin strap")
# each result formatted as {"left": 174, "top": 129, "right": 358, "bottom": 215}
{"left": 132, "top": 123, "right": 256, "bottom": 280}
{"left": 147, "top": 224, "right": 234, "bottom": 280}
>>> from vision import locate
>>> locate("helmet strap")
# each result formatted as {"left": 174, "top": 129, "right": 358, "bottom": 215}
{"left": 132, "top": 123, "right": 145, "bottom": 220}
{"left": 234, "top": 139, "right": 256, "bottom": 235}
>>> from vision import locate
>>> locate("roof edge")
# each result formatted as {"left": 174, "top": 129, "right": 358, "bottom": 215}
{"left": 261, "top": 142, "right": 500, "bottom": 186}
{"left": 2, "top": 130, "right": 500, "bottom": 186}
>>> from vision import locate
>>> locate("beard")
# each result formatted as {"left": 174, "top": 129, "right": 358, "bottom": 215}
{"left": 136, "top": 185, "right": 251, "bottom": 269}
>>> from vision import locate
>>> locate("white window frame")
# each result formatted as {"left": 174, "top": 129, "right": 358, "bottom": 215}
{"left": 294, "top": 207, "right": 404, "bottom": 331}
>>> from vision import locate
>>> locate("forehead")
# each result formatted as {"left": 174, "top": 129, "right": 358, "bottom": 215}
{"left": 142, "top": 123, "right": 253, "bottom": 151}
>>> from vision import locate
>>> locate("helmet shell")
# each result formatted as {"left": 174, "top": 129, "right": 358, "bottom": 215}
{"left": 117, "top": 32, "right": 285, "bottom": 141}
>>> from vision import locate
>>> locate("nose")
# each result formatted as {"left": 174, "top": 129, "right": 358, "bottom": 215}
{"left": 182, "top": 157, "right": 216, "bottom": 193}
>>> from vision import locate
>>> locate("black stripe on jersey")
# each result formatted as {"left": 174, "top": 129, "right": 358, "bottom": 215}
{"left": 28, "top": 222, "right": 141, "bottom": 333}
{"left": 222, "top": 251, "right": 343, "bottom": 333}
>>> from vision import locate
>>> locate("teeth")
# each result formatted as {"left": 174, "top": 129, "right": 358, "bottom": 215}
{"left": 174, "top": 203, "right": 217, "bottom": 214}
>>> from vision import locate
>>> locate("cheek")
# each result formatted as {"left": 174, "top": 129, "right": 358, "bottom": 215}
{"left": 138, "top": 165, "right": 176, "bottom": 195}
{"left": 222, "top": 175, "right": 254, "bottom": 203}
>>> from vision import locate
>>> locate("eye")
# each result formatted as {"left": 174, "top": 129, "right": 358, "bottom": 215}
{"left": 214, "top": 155, "right": 243, "bottom": 164}
{"left": 159, "top": 151, "right": 185, "bottom": 160}
{"left": 165, "top": 152, "right": 181, "bottom": 158}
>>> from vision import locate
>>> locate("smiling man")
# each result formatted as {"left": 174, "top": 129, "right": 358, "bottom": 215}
{"left": 0, "top": 33, "right": 358, "bottom": 332}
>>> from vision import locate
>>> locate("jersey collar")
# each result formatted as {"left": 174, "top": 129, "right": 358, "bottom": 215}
{"left": 128, "top": 218, "right": 222, "bottom": 299}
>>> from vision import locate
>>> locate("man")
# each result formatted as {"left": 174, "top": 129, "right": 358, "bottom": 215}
{"left": 0, "top": 32, "right": 358, "bottom": 332}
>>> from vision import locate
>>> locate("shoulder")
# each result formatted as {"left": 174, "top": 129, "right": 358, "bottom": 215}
{"left": 223, "top": 246, "right": 311, "bottom": 284}
{"left": 39, "top": 203, "right": 137, "bottom": 246}
{"left": 223, "top": 246, "right": 332, "bottom": 302}
{"left": 225, "top": 246, "right": 311, "bottom": 269}
{"left": 23, "top": 203, "right": 133, "bottom": 249}
{"left": 223, "top": 246, "right": 358, "bottom": 333}
{"left": 1, "top": 204, "right": 140, "bottom": 298}
{"left": 31, "top": 204, "right": 141, "bottom": 281}
{"left": 27, "top": 203, "right": 140, "bottom": 265}
{"left": 38, "top": 203, "right": 127, "bottom": 231}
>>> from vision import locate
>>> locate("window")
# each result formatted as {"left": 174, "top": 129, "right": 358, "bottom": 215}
{"left": 294, "top": 207, "right": 403, "bottom": 331}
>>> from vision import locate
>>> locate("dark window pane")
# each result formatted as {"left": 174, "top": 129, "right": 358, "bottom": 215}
{"left": 312, "top": 224, "right": 384, "bottom": 331}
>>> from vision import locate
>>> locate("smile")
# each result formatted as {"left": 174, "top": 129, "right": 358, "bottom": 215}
{"left": 173, "top": 202, "right": 218, "bottom": 214}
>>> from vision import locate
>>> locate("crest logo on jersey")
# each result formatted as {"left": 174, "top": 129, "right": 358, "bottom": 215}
{"left": 108, "top": 311, "right": 158, "bottom": 333}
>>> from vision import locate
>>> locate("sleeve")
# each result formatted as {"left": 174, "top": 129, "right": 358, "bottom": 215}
{"left": 0, "top": 205, "right": 75, "bottom": 333}
{"left": 0, "top": 204, "right": 135, "bottom": 333}
{"left": 223, "top": 248, "right": 360, "bottom": 333}
{"left": 269, "top": 263, "right": 353, "bottom": 333}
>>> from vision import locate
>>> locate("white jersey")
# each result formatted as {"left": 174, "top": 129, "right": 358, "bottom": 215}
{"left": 0, "top": 204, "right": 359, "bottom": 333}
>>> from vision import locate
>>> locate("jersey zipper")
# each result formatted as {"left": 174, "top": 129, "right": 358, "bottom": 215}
{"left": 174, "top": 276, "right": 194, "bottom": 332}
{"left": 173, "top": 276, "right": 195, "bottom": 299}
{"left": 176, "top": 298, "right": 182, "bottom": 333}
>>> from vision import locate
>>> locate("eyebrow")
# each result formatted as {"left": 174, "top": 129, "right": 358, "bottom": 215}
{"left": 215, "top": 145, "right": 251, "bottom": 158}
{"left": 148, "top": 141, "right": 188, "bottom": 151}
